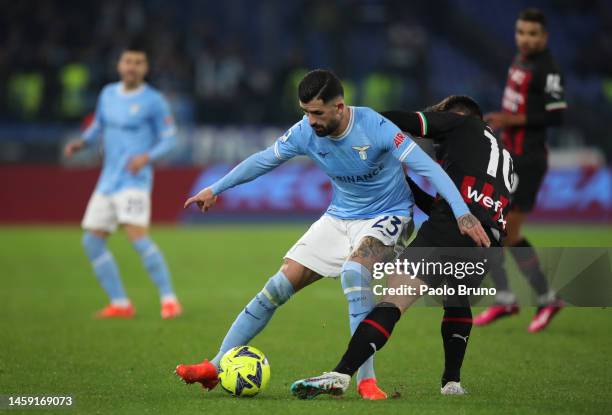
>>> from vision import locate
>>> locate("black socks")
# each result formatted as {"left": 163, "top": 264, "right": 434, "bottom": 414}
{"left": 334, "top": 303, "right": 401, "bottom": 377}
{"left": 441, "top": 306, "right": 472, "bottom": 386}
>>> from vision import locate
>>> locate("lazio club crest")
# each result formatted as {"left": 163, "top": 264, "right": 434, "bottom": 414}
{"left": 352, "top": 145, "right": 370, "bottom": 160}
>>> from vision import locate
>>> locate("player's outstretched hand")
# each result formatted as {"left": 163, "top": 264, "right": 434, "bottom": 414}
{"left": 127, "top": 154, "right": 150, "bottom": 174}
{"left": 64, "top": 139, "right": 84, "bottom": 158}
{"left": 457, "top": 213, "right": 491, "bottom": 247}
{"left": 184, "top": 187, "right": 218, "bottom": 212}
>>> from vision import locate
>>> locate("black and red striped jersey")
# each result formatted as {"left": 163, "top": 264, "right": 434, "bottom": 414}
{"left": 383, "top": 110, "right": 513, "bottom": 234}
{"left": 500, "top": 49, "right": 567, "bottom": 157}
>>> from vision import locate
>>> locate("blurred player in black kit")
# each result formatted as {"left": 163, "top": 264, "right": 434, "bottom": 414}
{"left": 476, "top": 8, "right": 566, "bottom": 332}
{"left": 291, "top": 95, "right": 513, "bottom": 398}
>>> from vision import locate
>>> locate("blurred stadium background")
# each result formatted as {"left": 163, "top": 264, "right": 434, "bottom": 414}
{"left": 1, "top": 1, "right": 611, "bottom": 413}
{"left": 0, "top": 0, "right": 610, "bottom": 224}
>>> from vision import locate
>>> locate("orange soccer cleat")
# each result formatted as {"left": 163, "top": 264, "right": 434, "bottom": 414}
{"left": 175, "top": 359, "right": 219, "bottom": 390}
{"left": 357, "top": 378, "right": 387, "bottom": 400}
{"left": 95, "top": 303, "right": 135, "bottom": 319}
{"left": 161, "top": 299, "right": 183, "bottom": 319}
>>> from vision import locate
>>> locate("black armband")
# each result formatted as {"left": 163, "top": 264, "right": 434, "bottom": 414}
{"left": 406, "top": 175, "right": 434, "bottom": 215}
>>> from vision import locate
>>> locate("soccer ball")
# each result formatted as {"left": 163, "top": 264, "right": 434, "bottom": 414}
{"left": 218, "top": 346, "right": 271, "bottom": 397}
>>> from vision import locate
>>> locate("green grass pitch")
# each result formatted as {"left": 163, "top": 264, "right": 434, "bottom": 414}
{"left": 1, "top": 224, "right": 611, "bottom": 414}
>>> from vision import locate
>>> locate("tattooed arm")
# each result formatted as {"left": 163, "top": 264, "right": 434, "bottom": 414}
{"left": 457, "top": 213, "right": 490, "bottom": 247}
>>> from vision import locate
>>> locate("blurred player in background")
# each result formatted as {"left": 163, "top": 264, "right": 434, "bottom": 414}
{"left": 64, "top": 44, "right": 182, "bottom": 319}
{"left": 176, "top": 70, "right": 489, "bottom": 400}
{"left": 477, "top": 8, "right": 566, "bottom": 332}
{"left": 291, "top": 96, "right": 511, "bottom": 399}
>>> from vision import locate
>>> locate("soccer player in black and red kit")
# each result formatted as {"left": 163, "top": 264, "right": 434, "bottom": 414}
{"left": 476, "top": 8, "right": 566, "bottom": 332}
{"left": 291, "top": 95, "right": 513, "bottom": 398}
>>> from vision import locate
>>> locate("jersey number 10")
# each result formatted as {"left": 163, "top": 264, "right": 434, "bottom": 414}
{"left": 484, "top": 129, "right": 514, "bottom": 192}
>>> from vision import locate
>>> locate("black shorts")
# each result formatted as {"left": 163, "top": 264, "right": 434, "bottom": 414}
{"left": 510, "top": 155, "right": 548, "bottom": 212}
{"left": 396, "top": 219, "right": 500, "bottom": 306}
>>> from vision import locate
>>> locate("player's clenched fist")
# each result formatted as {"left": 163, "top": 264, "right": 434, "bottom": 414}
{"left": 64, "top": 139, "right": 85, "bottom": 158}
{"left": 457, "top": 213, "right": 491, "bottom": 247}
{"left": 184, "top": 187, "right": 218, "bottom": 212}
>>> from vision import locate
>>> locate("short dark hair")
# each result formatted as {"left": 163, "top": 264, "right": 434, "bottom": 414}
{"left": 518, "top": 8, "right": 547, "bottom": 30}
{"left": 122, "top": 38, "right": 149, "bottom": 56}
{"left": 298, "top": 69, "right": 344, "bottom": 104}
{"left": 426, "top": 95, "right": 483, "bottom": 119}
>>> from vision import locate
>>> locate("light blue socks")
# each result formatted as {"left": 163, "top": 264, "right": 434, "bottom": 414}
{"left": 341, "top": 260, "right": 376, "bottom": 383}
{"left": 82, "top": 232, "right": 128, "bottom": 304}
{"left": 211, "top": 271, "right": 294, "bottom": 367}
{"left": 132, "top": 236, "right": 175, "bottom": 300}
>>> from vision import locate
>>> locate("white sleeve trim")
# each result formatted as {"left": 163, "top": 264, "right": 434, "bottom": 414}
{"left": 161, "top": 127, "right": 177, "bottom": 138}
{"left": 273, "top": 141, "right": 284, "bottom": 160}
{"left": 545, "top": 101, "right": 567, "bottom": 111}
{"left": 398, "top": 141, "right": 417, "bottom": 162}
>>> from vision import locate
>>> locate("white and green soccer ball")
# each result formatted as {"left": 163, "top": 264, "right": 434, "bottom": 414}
{"left": 218, "top": 346, "right": 270, "bottom": 397}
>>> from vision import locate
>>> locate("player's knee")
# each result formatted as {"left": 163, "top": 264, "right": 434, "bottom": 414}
{"left": 280, "top": 259, "right": 320, "bottom": 291}
{"left": 124, "top": 225, "right": 148, "bottom": 242}
{"left": 340, "top": 260, "right": 371, "bottom": 292}
{"left": 82, "top": 232, "right": 105, "bottom": 257}
{"left": 262, "top": 272, "right": 294, "bottom": 307}
{"left": 131, "top": 236, "right": 157, "bottom": 257}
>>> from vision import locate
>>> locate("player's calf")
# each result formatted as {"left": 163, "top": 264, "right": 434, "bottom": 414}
{"left": 341, "top": 261, "right": 378, "bottom": 388}
{"left": 441, "top": 306, "right": 472, "bottom": 388}
{"left": 82, "top": 232, "right": 130, "bottom": 306}
{"left": 132, "top": 236, "right": 178, "bottom": 302}
{"left": 334, "top": 302, "right": 401, "bottom": 378}
{"left": 210, "top": 270, "right": 295, "bottom": 367}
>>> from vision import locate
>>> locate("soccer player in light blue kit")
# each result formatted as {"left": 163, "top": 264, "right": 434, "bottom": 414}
{"left": 64, "top": 44, "right": 182, "bottom": 319}
{"left": 176, "top": 70, "right": 490, "bottom": 399}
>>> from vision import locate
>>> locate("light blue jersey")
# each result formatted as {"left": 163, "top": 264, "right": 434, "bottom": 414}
{"left": 82, "top": 82, "right": 177, "bottom": 194}
{"left": 210, "top": 106, "right": 469, "bottom": 220}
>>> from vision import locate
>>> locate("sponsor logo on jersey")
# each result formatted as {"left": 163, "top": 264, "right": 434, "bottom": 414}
{"left": 461, "top": 180, "right": 508, "bottom": 229}
{"left": 509, "top": 67, "right": 526, "bottom": 84}
{"left": 502, "top": 87, "right": 525, "bottom": 112}
{"left": 130, "top": 104, "right": 141, "bottom": 114}
{"left": 394, "top": 132, "right": 406, "bottom": 148}
{"left": 334, "top": 164, "right": 384, "bottom": 183}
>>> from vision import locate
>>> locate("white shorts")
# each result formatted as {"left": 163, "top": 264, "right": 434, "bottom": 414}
{"left": 81, "top": 189, "right": 151, "bottom": 232}
{"left": 285, "top": 214, "right": 412, "bottom": 278}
